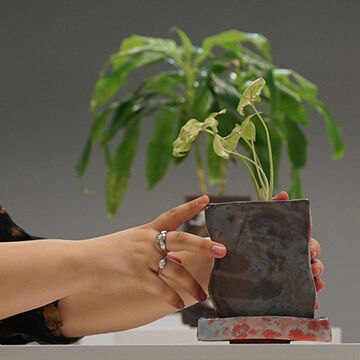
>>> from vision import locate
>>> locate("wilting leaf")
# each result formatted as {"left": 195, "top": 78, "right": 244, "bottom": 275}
{"left": 146, "top": 107, "right": 177, "bottom": 189}
{"left": 237, "top": 78, "right": 266, "bottom": 115}
{"left": 172, "top": 119, "right": 203, "bottom": 157}
{"left": 212, "top": 134, "right": 230, "bottom": 159}
{"left": 172, "top": 109, "right": 225, "bottom": 157}
{"left": 222, "top": 123, "right": 242, "bottom": 151}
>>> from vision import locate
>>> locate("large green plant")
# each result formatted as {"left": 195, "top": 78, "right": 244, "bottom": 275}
{"left": 77, "top": 29, "right": 345, "bottom": 218}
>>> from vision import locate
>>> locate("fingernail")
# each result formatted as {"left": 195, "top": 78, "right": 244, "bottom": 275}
{"left": 212, "top": 245, "right": 226, "bottom": 256}
{"left": 310, "top": 248, "right": 317, "bottom": 258}
{"left": 196, "top": 195, "right": 208, "bottom": 206}
{"left": 177, "top": 300, "right": 185, "bottom": 309}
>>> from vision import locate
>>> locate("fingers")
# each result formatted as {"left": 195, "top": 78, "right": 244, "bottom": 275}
{"left": 164, "top": 232, "right": 227, "bottom": 258}
{"left": 141, "top": 272, "right": 185, "bottom": 310}
{"left": 151, "top": 195, "right": 209, "bottom": 232}
{"left": 310, "top": 238, "right": 321, "bottom": 259}
{"left": 315, "top": 278, "right": 325, "bottom": 292}
{"left": 311, "top": 259, "right": 324, "bottom": 277}
{"left": 272, "top": 191, "right": 289, "bottom": 201}
{"left": 167, "top": 254, "right": 182, "bottom": 264}
{"left": 159, "top": 258, "right": 207, "bottom": 302}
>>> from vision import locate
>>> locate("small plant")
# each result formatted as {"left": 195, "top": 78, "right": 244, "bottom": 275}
{"left": 173, "top": 78, "right": 274, "bottom": 201}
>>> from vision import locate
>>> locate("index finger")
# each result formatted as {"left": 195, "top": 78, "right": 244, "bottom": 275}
{"left": 151, "top": 195, "right": 209, "bottom": 232}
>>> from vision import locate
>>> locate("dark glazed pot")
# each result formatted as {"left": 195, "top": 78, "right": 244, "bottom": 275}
{"left": 205, "top": 199, "right": 316, "bottom": 319}
{"left": 181, "top": 195, "right": 250, "bottom": 327}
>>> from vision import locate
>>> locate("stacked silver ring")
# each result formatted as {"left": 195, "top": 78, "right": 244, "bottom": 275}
{"left": 158, "top": 255, "right": 167, "bottom": 275}
{"left": 156, "top": 230, "right": 168, "bottom": 253}
{"left": 156, "top": 230, "right": 168, "bottom": 274}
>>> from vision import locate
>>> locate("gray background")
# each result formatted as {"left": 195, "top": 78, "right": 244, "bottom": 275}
{"left": 0, "top": 0, "right": 359, "bottom": 342}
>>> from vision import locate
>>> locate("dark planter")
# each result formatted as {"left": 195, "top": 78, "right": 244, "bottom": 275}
{"left": 181, "top": 195, "right": 250, "bottom": 327}
{"left": 205, "top": 199, "right": 316, "bottom": 319}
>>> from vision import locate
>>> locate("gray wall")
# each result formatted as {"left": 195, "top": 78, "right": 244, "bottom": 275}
{"left": 1, "top": 0, "right": 359, "bottom": 342}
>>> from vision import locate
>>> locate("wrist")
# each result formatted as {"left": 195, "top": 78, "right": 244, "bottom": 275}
{"left": 71, "top": 239, "right": 99, "bottom": 293}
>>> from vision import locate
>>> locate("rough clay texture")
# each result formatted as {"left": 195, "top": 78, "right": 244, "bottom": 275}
{"left": 197, "top": 316, "right": 332, "bottom": 342}
{"left": 205, "top": 200, "right": 316, "bottom": 319}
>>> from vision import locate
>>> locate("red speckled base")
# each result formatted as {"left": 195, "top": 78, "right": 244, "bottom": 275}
{"left": 197, "top": 316, "right": 332, "bottom": 342}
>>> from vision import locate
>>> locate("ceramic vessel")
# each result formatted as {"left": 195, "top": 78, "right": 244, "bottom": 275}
{"left": 181, "top": 195, "right": 250, "bottom": 327}
{"left": 205, "top": 199, "right": 316, "bottom": 318}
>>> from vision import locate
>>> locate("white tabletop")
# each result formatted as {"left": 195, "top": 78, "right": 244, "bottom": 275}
{"left": 0, "top": 344, "right": 359, "bottom": 360}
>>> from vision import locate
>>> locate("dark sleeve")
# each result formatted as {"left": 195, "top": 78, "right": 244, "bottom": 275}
{"left": 0, "top": 205, "right": 83, "bottom": 345}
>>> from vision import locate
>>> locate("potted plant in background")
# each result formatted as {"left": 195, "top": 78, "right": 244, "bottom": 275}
{"left": 77, "top": 28, "right": 345, "bottom": 217}
{"left": 76, "top": 29, "right": 345, "bottom": 325}
{"left": 175, "top": 78, "right": 324, "bottom": 342}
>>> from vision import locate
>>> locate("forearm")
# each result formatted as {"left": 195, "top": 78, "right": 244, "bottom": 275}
{"left": 57, "top": 251, "right": 214, "bottom": 337}
{"left": 0, "top": 239, "right": 90, "bottom": 320}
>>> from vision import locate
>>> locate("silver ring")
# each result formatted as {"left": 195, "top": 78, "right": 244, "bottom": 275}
{"left": 158, "top": 255, "right": 168, "bottom": 274}
{"left": 156, "top": 230, "right": 168, "bottom": 253}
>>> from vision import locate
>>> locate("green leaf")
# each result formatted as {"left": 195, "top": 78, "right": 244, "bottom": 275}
{"left": 110, "top": 35, "right": 179, "bottom": 69}
{"left": 102, "top": 92, "right": 166, "bottom": 145}
{"left": 281, "top": 119, "right": 307, "bottom": 168}
{"left": 278, "top": 85, "right": 309, "bottom": 125}
{"left": 76, "top": 108, "right": 112, "bottom": 177}
{"left": 313, "top": 100, "right": 346, "bottom": 159}
{"left": 273, "top": 69, "right": 317, "bottom": 101}
{"left": 263, "top": 68, "right": 280, "bottom": 118}
{"left": 76, "top": 139, "right": 92, "bottom": 178}
{"left": 105, "top": 120, "right": 140, "bottom": 218}
{"left": 145, "top": 71, "right": 184, "bottom": 95}
{"left": 192, "top": 84, "right": 213, "bottom": 120}
{"left": 196, "top": 30, "right": 271, "bottom": 65}
{"left": 90, "top": 52, "right": 165, "bottom": 111}
{"left": 289, "top": 167, "right": 303, "bottom": 199}
{"left": 146, "top": 107, "right": 177, "bottom": 189}
{"left": 237, "top": 78, "right": 266, "bottom": 115}
{"left": 173, "top": 28, "right": 193, "bottom": 63}
{"left": 210, "top": 74, "right": 241, "bottom": 135}
{"left": 273, "top": 69, "right": 345, "bottom": 159}
{"left": 207, "top": 133, "right": 222, "bottom": 185}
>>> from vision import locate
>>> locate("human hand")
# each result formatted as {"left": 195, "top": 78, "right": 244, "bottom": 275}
{"left": 83, "top": 195, "right": 227, "bottom": 310}
{"left": 273, "top": 191, "right": 325, "bottom": 309}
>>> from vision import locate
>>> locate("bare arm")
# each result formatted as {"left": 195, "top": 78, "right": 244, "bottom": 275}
{"left": 0, "top": 239, "right": 89, "bottom": 320}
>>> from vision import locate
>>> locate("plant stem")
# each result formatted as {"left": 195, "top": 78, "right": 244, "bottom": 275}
{"left": 230, "top": 151, "right": 261, "bottom": 199}
{"left": 194, "top": 140, "right": 207, "bottom": 194}
{"left": 244, "top": 138, "right": 269, "bottom": 194}
{"left": 251, "top": 105, "right": 274, "bottom": 200}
